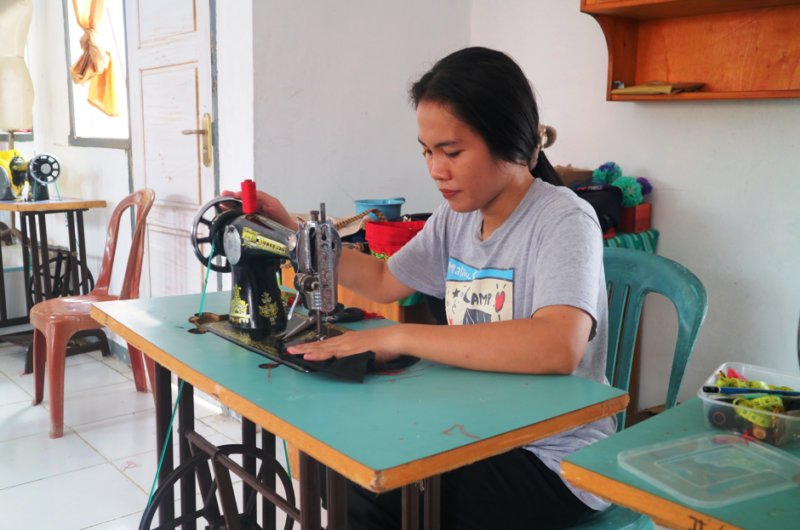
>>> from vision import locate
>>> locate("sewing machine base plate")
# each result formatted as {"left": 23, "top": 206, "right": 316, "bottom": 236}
{"left": 202, "top": 314, "right": 350, "bottom": 373}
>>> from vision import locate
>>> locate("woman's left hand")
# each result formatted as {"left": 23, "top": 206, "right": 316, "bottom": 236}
{"left": 286, "top": 325, "right": 408, "bottom": 363}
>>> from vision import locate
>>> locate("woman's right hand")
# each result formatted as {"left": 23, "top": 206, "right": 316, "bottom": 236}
{"left": 220, "top": 189, "right": 295, "bottom": 229}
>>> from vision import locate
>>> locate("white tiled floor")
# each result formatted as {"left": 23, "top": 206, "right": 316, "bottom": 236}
{"left": 0, "top": 342, "right": 668, "bottom": 530}
{"left": 0, "top": 342, "right": 301, "bottom": 529}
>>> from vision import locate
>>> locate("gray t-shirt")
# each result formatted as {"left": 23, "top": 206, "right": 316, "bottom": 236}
{"left": 388, "top": 178, "right": 615, "bottom": 510}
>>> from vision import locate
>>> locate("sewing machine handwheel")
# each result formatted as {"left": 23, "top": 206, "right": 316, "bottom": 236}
{"left": 191, "top": 196, "right": 242, "bottom": 272}
{"left": 28, "top": 154, "right": 61, "bottom": 186}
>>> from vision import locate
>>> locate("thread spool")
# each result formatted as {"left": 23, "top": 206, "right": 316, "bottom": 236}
{"left": 708, "top": 404, "right": 737, "bottom": 430}
{"left": 241, "top": 179, "right": 257, "bottom": 215}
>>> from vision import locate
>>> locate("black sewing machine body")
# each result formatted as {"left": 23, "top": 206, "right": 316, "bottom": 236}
{"left": 191, "top": 193, "right": 343, "bottom": 346}
{"left": 222, "top": 213, "right": 293, "bottom": 339}
{"left": 0, "top": 152, "right": 60, "bottom": 202}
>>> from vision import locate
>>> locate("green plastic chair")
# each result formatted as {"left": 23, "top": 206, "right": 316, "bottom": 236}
{"left": 570, "top": 248, "right": 708, "bottom": 530}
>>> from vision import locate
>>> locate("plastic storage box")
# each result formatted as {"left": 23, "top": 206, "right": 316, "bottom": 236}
{"left": 698, "top": 362, "right": 800, "bottom": 448}
{"left": 619, "top": 433, "right": 800, "bottom": 508}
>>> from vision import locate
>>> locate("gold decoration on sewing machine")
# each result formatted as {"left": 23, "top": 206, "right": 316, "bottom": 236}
{"left": 241, "top": 226, "right": 289, "bottom": 257}
{"left": 229, "top": 285, "right": 250, "bottom": 324}
{"left": 259, "top": 293, "right": 279, "bottom": 322}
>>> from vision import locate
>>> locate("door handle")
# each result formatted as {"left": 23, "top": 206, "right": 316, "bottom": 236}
{"left": 182, "top": 113, "right": 212, "bottom": 167}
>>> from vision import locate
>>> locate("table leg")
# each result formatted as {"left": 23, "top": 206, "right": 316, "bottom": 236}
{"left": 76, "top": 210, "right": 89, "bottom": 295}
{"left": 261, "top": 429, "right": 276, "bottom": 530}
{"left": 402, "top": 483, "right": 420, "bottom": 530}
{"left": 66, "top": 212, "right": 80, "bottom": 297}
{"left": 326, "top": 467, "right": 348, "bottom": 530}
{"left": 21, "top": 214, "right": 41, "bottom": 375}
{"left": 178, "top": 379, "right": 196, "bottom": 530}
{"left": 299, "top": 451, "right": 321, "bottom": 530}
{"left": 155, "top": 362, "right": 174, "bottom": 525}
{"left": 27, "top": 214, "right": 43, "bottom": 305}
{"left": 242, "top": 418, "right": 257, "bottom": 514}
{"left": 36, "top": 213, "right": 51, "bottom": 300}
{"left": 19, "top": 214, "right": 31, "bottom": 314}
{"left": 423, "top": 476, "right": 441, "bottom": 530}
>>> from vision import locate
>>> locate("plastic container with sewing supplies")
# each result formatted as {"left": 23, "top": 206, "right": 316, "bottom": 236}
{"left": 354, "top": 197, "right": 405, "bottom": 221}
{"left": 619, "top": 432, "right": 800, "bottom": 508}
{"left": 698, "top": 362, "right": 800, "bottom": 448}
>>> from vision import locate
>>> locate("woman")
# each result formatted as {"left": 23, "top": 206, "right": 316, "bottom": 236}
{"left": 227, "top": 47, "right": 612, "bottom": 529}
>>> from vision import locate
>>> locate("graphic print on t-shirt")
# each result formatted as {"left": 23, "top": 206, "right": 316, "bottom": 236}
{"left": 445, "top": 257, "right": 515, "bottom": 325}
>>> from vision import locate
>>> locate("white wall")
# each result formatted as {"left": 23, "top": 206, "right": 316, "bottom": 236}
{"left": 252, "top": 0, "right": 470, "bottom": 218}
{"left": 471, "top": 1, "right": 800, "bottom": 407}
{"left": 216, "top": 0, "right": 254, "bottom": 193}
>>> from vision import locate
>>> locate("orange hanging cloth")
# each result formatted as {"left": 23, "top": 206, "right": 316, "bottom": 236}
{"left": 69, "top": 0, "right": 123, "bottom": 117}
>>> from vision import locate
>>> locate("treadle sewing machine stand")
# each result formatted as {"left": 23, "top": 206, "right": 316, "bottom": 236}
{"left": 144, "top": 366, "right": 441, "bottom": 530}
{"left": 0, "top": 198, "right": 108, "bottom": 373}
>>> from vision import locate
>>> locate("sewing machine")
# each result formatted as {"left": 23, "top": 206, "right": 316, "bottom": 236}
{"left": 0, "top": 150, "right": 60, "bottom": 201}
{"left": 190, "top": 180, "right": 344, "bottom": 363}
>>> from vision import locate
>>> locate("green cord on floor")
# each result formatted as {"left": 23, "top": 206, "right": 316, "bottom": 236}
{"left": 146, "top": 241, "right": 216, "bottom": 510}
{"left": 284, "top": 439, "right": 291, "bottom": 478}
{"left": 146, "top": 380, "right": 184, "bottom": 510}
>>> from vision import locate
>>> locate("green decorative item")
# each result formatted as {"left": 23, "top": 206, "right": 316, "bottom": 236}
{"left": 612, "top": 176, "right": 643, "bottom": 207}
{"left": 593, "top": 162, "right": 622, "bottom": 184}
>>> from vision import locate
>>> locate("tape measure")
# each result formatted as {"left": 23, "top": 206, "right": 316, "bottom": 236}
{"left": 733, "top": 395, "right": 784, "bottom": 428}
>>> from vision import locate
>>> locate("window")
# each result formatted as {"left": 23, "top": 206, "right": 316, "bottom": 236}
{"left": 63, "top": 0, "right": 129, "bottom": 148}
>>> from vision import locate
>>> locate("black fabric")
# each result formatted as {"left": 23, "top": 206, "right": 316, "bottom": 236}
{"left": 569, "top": 181, "right": 623, "bottom": 233}
{"left": 319, "top": 448, "right": 595, "bottom": 530}
{"left": 203, "top": 316, "right": 419, "bottom": 383}
{"left": 279, "top": 350, "right": 420, "bottom": 383}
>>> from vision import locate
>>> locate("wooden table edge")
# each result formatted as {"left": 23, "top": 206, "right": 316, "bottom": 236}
{"left": 560, "top": 460, "right": 745, "bottom": 530}
{"left": 0, "top": 199, "right": 107, "bottom": 212}
{"left": 92, "top": 304, "right": 628, "bottom": 493}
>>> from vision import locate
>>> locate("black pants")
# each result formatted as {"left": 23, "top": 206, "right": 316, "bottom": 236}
{"left": 321, "top": 448, "right": 595, "bottom": 530}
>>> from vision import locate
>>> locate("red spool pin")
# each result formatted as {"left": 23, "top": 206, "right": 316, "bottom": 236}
{"left": 241, "top": 179, "right": 257, "bottom": 214}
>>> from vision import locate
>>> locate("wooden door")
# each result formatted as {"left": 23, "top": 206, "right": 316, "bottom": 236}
{"left": 126, "top": 0, "right": 214, "bottom": 298}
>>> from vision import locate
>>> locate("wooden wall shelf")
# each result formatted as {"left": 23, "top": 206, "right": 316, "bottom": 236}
{"left": 583, "top": 0, "right": 800, "bottom": 101}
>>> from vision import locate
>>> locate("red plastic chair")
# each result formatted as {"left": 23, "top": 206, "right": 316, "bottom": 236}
{"left": 31, "top": 189, "right": 156, "bottom": 439}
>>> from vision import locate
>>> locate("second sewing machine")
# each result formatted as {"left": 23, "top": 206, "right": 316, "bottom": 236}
{"left": 189, "top": 180, "right": 361, "bottom": 371}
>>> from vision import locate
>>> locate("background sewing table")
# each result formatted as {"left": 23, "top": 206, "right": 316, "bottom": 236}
{"left": 91, "top": 291, "right": 628, "bottom": 529}
{"left": 562, "top": 398, "right": 800, "bottom": 530}
{"left": 0, "top": 198, "right": 107, "bottom": 373}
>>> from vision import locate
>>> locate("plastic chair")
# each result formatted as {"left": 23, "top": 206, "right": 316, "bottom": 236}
{"left": 30, "top": 189, "right": 156, "bottom": 439}
{"left": 570, "top": 248, "right": 708, "bottom": 530}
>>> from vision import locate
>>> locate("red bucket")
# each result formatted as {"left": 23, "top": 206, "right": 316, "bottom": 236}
{"left": 365, "top": 221, "right": 426, "bottom": 260}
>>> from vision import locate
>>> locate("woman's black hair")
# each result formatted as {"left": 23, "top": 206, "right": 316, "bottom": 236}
{"left": 410, "top": 47, "right": 563, "bottom": 186}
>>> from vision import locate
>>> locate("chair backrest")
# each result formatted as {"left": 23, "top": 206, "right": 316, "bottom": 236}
{"left": 93, "top": 189, "right": 156, "bottom": 300}
{"left": 604, "top": 248, "right": 708, "bottom": 431}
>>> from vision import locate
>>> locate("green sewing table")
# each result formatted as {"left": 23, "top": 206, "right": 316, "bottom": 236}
{"left": 562, "top": 398, "right": 800, "bottom": 530}
{"left": 91, "top": 291, "right": 628, "bottom": 530}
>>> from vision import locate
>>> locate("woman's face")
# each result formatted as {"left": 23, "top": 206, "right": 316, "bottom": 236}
{"left": 417, "top": 101, "right": 520, "bottom": 214}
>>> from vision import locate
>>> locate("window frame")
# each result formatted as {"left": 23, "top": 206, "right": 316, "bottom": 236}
{"left": 0, "top": 131, "right": 33, "bottom": 143}
{"left": 62, "top": 0, "right": 131, "bottom": 150}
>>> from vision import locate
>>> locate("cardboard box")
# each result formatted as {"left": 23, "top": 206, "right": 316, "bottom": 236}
{"left": 618, "top": 203, "right": 651, "bottom": 233}
{"left": 554, "top": 165, "right": 593, "bottom": 187}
